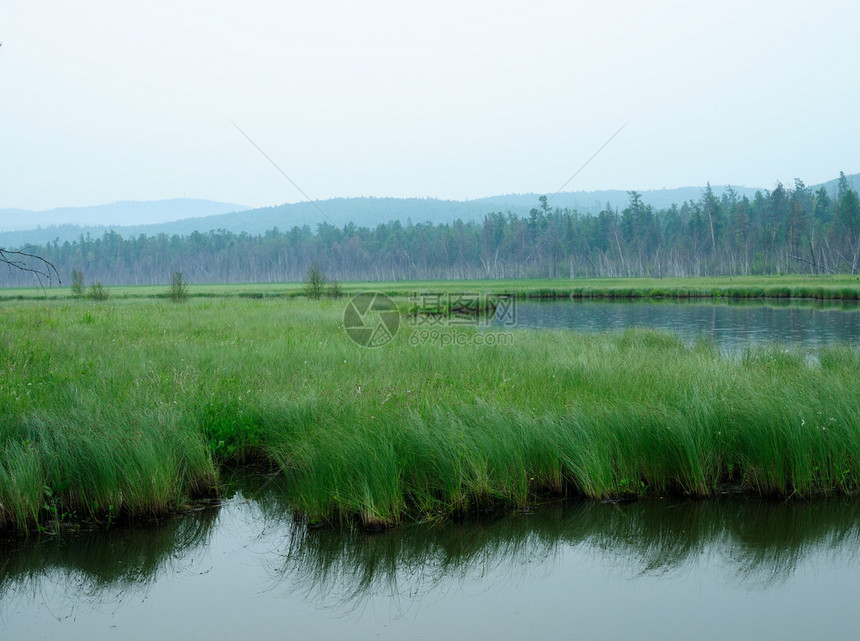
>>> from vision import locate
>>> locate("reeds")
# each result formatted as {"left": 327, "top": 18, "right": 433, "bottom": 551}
{"left": 0, "top": 297, "right": 858, "bottom": 533}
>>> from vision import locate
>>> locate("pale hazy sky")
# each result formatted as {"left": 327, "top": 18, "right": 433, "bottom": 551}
{"left": 2, "top": 0, "right": 859, "bottom": 211}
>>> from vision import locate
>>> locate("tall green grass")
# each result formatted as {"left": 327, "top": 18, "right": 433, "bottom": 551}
{"left": 0, "top": 297, "right": 859, "bottom": 533}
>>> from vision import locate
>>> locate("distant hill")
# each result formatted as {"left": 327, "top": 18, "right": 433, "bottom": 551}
{"left": 470, "top": 185, "right": 765, "bottom": 214}
{"left": 2, "top": 175, "right": 857, "bottom": 248}
{"left": 811, "top": 172, "right": 858, "bottom": 197}
{"left": 0, "top": 198, "right": 250, "bottom": 233}
{"left": 0, "top": 198, "right": 495, "bottom": 247}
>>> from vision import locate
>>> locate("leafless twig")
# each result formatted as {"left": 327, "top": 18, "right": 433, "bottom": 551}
{"left": 0, "top": 248, "right": 62, "bottom": 287}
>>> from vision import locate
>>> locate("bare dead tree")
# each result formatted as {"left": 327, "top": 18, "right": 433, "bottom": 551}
{"left": 0, "top": 248, "right": 61, "bottom": 286}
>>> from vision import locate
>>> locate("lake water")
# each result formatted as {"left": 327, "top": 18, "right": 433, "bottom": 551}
{"left": 3, "top": 484, "right": 860, "bottom": 640}
{"left": 496, "top": 299, "right": 860, "bottom": 349}
{"left": 4, "top": 299, "right": 860, "bottom": 639}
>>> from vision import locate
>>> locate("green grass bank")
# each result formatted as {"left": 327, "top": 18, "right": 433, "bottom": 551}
{"left": 3, "top": 274, "right": 860, "bottom": 302}
{"left": 1, "top": 296, "right": 859, "bottom": 534}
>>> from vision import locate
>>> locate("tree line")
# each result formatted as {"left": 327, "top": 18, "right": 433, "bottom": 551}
{"left": 3, "top": 172, "right": 859, "bottom": 287}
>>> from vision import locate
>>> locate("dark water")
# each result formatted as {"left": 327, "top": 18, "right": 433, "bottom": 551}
{"left": 497, "top": 299, "right": 860, "bottom": 348}
{"left": 3, "top": 484, "right": 860, "bottom": 640}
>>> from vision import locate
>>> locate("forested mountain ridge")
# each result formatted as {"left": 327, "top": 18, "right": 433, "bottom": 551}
{"left": 2, "top": 173, "right": 859, "bottom": 286}
{"left": 0, "top": 186, "right": 776, "bottom": 248}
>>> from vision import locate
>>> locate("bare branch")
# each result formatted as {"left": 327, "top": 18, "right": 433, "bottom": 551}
{"left": 0, "top": 248, "right": 62, "bottom": 288}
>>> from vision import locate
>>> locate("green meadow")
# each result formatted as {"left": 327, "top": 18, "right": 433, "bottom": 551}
{"left": 1, "top": 284, "right": 859, "bottom": 534}
{"left": 3, "top": 274, "right": 860, "bottom": 302}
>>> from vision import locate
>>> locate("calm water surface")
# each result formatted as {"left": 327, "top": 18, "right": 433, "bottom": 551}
{"left": 5, "top": 300, "right": 860, "bottom": 639}
{"left": 2, "top": 486, "right": 860, "bottom": 640}
{"left": 497, "top": 299, "right": 860, "bottom": 348}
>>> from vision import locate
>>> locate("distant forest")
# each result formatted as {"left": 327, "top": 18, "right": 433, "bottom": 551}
{"left": 4, "top": 173, "right": 860, "bottom": 286}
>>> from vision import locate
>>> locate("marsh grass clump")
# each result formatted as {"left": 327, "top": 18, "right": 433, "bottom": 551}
{"left": 0, "top": 407, "right": 217, "bottom": 533}
{"left": 0, "top": 297, "right": 859, "bottom": 534}
{"left": 87, "top": 282, "right": 109, "bottom": 301}
{"left": 258, "top": 325, "right": 860, "bottom": 527}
